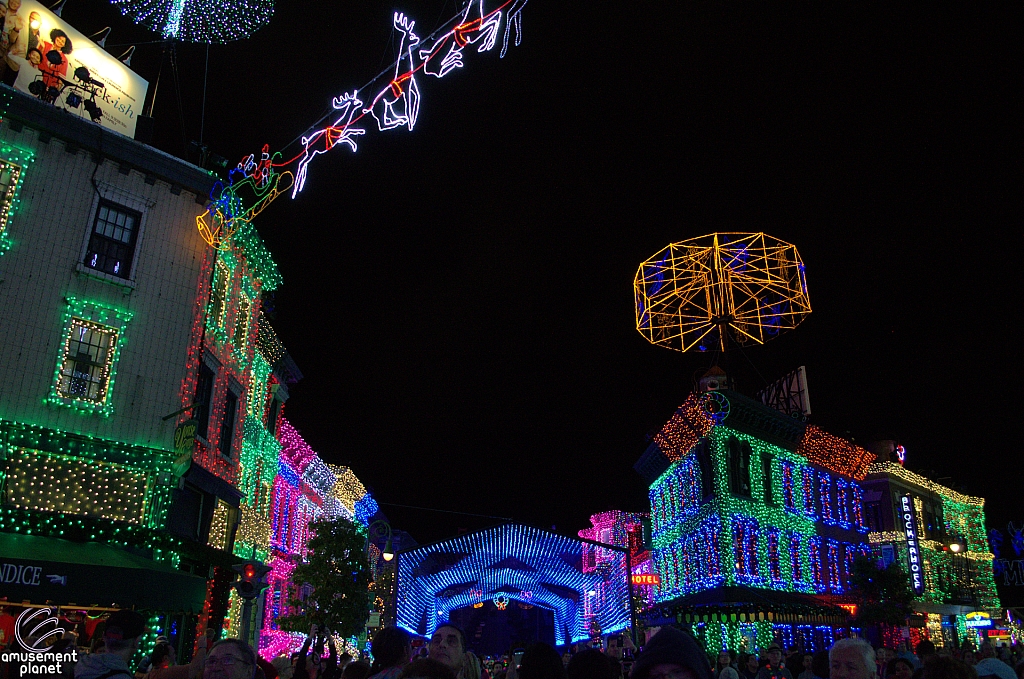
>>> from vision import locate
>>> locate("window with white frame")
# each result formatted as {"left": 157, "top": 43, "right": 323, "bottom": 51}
{"left": 84, "top": 200, "right": 142, "bottom": 279}
{"left": 0, "top": 159, "right": 23, "bottom": 245}
{"left": 211, "top": 260, "right": 230, "bottom": 326}
{"left": 234, "top": 293, "right": 251, "bottom": 351}
{"left": 56, "top": 318, "right": 119, "bottom": 404}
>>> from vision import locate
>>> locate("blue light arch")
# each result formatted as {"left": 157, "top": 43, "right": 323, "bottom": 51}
{"left": 396, "top": 524, "right": 631, "bottom": 646}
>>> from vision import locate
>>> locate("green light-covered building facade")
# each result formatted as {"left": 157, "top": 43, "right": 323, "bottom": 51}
{"left": 635, "top": 383, "right": 877, "bottom": 652}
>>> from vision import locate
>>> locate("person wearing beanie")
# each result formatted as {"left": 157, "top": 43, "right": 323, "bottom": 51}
{"left": 631, "top": 627, "right": 713, "bottom": 679}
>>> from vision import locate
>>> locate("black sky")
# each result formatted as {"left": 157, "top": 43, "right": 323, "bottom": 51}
{"left": 65, "top": 1, "right": 1018, "bottom": 545}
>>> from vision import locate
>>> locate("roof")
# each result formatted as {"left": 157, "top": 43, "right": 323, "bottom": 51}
{"left": 636, "top": 390, "right": 876, "bottom": 483}
{"left": 3, "top": 88, "right": 216, "bottom": 197}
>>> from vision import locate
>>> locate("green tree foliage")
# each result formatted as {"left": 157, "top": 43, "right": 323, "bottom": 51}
{"left": 848, "top": 555, "right": 915, "bottom": 627}
{"left": 278, "top": 518, "right": 371, "bottom": 638}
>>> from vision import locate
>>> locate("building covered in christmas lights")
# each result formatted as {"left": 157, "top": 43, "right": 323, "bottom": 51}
{"left": 635, "top": 373, "right": 876, "bottom": 653}
{"left": 861, "top": 441, "right": 1000, "bottom": 649}
{"left": 0, "top": 83, "right": 384, "bottom": 660}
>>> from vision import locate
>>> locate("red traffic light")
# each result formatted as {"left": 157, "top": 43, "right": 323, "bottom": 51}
{"left": 244, "top": 564, "right": 257, "bottom": 579}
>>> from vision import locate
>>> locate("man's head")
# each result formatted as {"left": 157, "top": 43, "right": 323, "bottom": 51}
{"left": 829, "top": 639, "right": 876, "bottom": 679}
{"left": 428, "top": 624, "right": 465, "bottom": 672}
{"left": 103, "top": 610, "right": 146, "bottom": 660}
{"left": 629, "top": 626, "right": 712, "bottom": 679}
{"left": 719, "top": 652, "right": 733, "bottom": 667}
{"left": 747, "top": 655, "right": 761, "bottom": 671}
{"left": 766, "top": 644, "right": 784, "bottom": 668}
{"left": 916, "top": 640, "right": 936, "bottom": 660}
{"left": 206, "top": 639, "right": 258, "bottom": 679}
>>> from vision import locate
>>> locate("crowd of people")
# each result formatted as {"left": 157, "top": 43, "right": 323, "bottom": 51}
{"left": 6, "top": 610, "right": 1024, "bottom": 679}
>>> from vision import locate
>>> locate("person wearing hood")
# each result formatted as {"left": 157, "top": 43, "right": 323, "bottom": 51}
{"left": 630, "top": 627, "right": 713, "bottom": 679}
{"left": 75, "top": 610, "right": 146, "bottom": 679}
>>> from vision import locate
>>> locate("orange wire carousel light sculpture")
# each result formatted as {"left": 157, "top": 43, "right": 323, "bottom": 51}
{"left": 634, "top": 233, "right": 811, "bottom": 353}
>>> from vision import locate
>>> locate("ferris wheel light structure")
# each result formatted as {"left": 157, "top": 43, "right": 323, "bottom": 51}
{"left": 635, "top": 232, "right": 811, "bottom": 353}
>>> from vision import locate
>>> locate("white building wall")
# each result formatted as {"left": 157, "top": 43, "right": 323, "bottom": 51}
{"left": 0, "top": 122, "right": 209, "bottom": 450}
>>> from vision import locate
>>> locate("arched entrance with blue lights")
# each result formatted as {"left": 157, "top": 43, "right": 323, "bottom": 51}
{"left": 395, "top": 524, "right": 631, "bottom": 647}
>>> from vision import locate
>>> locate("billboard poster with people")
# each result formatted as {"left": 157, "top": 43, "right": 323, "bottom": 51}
{"left": 0, "top": 0, "right": 149, "bottom": 137}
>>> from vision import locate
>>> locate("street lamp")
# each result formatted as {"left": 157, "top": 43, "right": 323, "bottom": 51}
{"left": 949, "top": 542, "right": 962, "bottom": 553}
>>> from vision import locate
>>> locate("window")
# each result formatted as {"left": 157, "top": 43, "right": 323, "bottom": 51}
{"left": 84, "top": 200, "right": 141, "bottom": 279}
{"left": 810, "top": 537, "right": 824, "bottom": 591}
{"left": 195, "top": 363, "right": 216, "bottom": 439}
{"left": 211, "top": 261, "right": 230, "bottom": 327}
{"left": 762, "top": 454, "right": 775, "bottom": 505}
{"left": 819, "top": 472, "right": 834, "bottom": 523}
{"left": 0, "top": 159, "right": 23, "bottom": 247}
{"left": 696, "top": 439, "right": 715, "bottom": 500}
{"left": 782, "top": 461, "right": 796, "bottom": 510}
{"left": 768, "top": 530, "right": 782, "bottom": 581}
{"left": 219, "top": 390, "right": 238, "bottom": 458}
{"left": 207, "top": 499, "right": 232, "bottom": 550}
{"left": 56, "top": 319, "right": 118, "bottom": 404}
{"left": 267, "top": 396, "right": 281, "bottom": 434}
{"left": 733, "top": 517, "right": 759, "bottom": 579}
{"left": 789, "top": 534, "right": 803, "bottom": 581}
{"left": 234, "top": 294, "right": 251, "bottom": 350}
{"left": 802, "top": 468, "right": 816, "bottom": 517}
{"left": 727, "top": 437, "right": 752, "bottom": 497}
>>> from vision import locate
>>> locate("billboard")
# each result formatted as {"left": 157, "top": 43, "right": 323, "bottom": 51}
{"left": 1, "top": 0, "right": 149, "bottom": 137}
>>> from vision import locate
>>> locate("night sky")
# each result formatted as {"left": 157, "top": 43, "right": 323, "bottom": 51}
{"left": 65, "top": 2, "right": 1016, "bottom": 545}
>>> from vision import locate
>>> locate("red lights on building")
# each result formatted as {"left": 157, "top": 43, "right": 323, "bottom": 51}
{"left": 632, "top": 574, "right": 661, "bottom": 586}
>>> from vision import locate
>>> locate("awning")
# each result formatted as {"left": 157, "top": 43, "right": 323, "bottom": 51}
{"left": 0, "top": 532, "right": 208, "bottom": 611}
{"left": 652, "top": 586, "right": 852, "bottom": 622}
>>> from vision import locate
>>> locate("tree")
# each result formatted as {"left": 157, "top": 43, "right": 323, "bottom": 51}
{"left": 848, "top": 555, "right": 916, "bottom": 627}
{"left": 278, "top": 518, "right": 372, "bottom": 639}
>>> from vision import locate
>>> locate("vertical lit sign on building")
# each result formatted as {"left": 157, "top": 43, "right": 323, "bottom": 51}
{"left": 901, "top": 494, "right": 924, "bottom": 595}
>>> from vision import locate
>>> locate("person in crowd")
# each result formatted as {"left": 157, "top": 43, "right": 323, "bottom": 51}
{"left": 462, "top": 652, "right": 482, "bottom": 679}
{"left": 136, "top": 635, "right": 170, "bottom": 677}
{"left": 975, "top": 658, "right": 1016, "bottom": 679}
{"left": 149, "top": 636, "right": 208, "bottom": 679}
{"left": 565, "top": 649, "right": 617, "bottom": 679}
{"left": 0, "top": 606, "right": 17, "bottom": 650}
{"left": 203, "top": 640, "right": 260, "bottom": 679}
{"left": 875, "top": 649, "right": 891, "bottom": 679}
{"left": 964, "top": 653, "right": 979, "bottom": 668}
{"left": 759, "top": 644, "right": 794, "bottom": 679}
{"left": 828, "top": 639, "right": 876, "bottom": 679}
{"left": 399, "top": 659, "right": 457, "bottom": 679}
{"left": 886, "top": 658, "right": 914, "bottom": 679}
{"left": 516, "top": 643, "right": 565, "bottom": 679}
{"left": 718, "top": 652, "right": 739, "bottom": 679}
{"left": 629, "top": 626, "right": 713, "bottom": 679}
{"left": 788, "top": 650, "right": 807, "bottom": 678}
{"left": 427, "top": 624, "right": 466, "bottom": 678}
{"left": 797, "top": 655, "right": 815, "bottom": 679}
{"left": 811, "top": 650, "right": 830, "bottom": 679}
{"left": 921, "top": 658, "right": 976, "bottom": 679}
{"left": 75, "top": 610, "right": 148, "bottom": 679}
{"left": 273, "top": 656, "right": 296, "bottom": 679}
{"left": 343, "top": 663, "right": 372, "bottom": 679}
{"left": 294, "top": 626, "right": 325, "bottom": 679}
{"left": 368, "top": 627, "right": 413, "bottom": 679}
{"left": 741, "top": 654, "right": 762, "bottom": 679}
